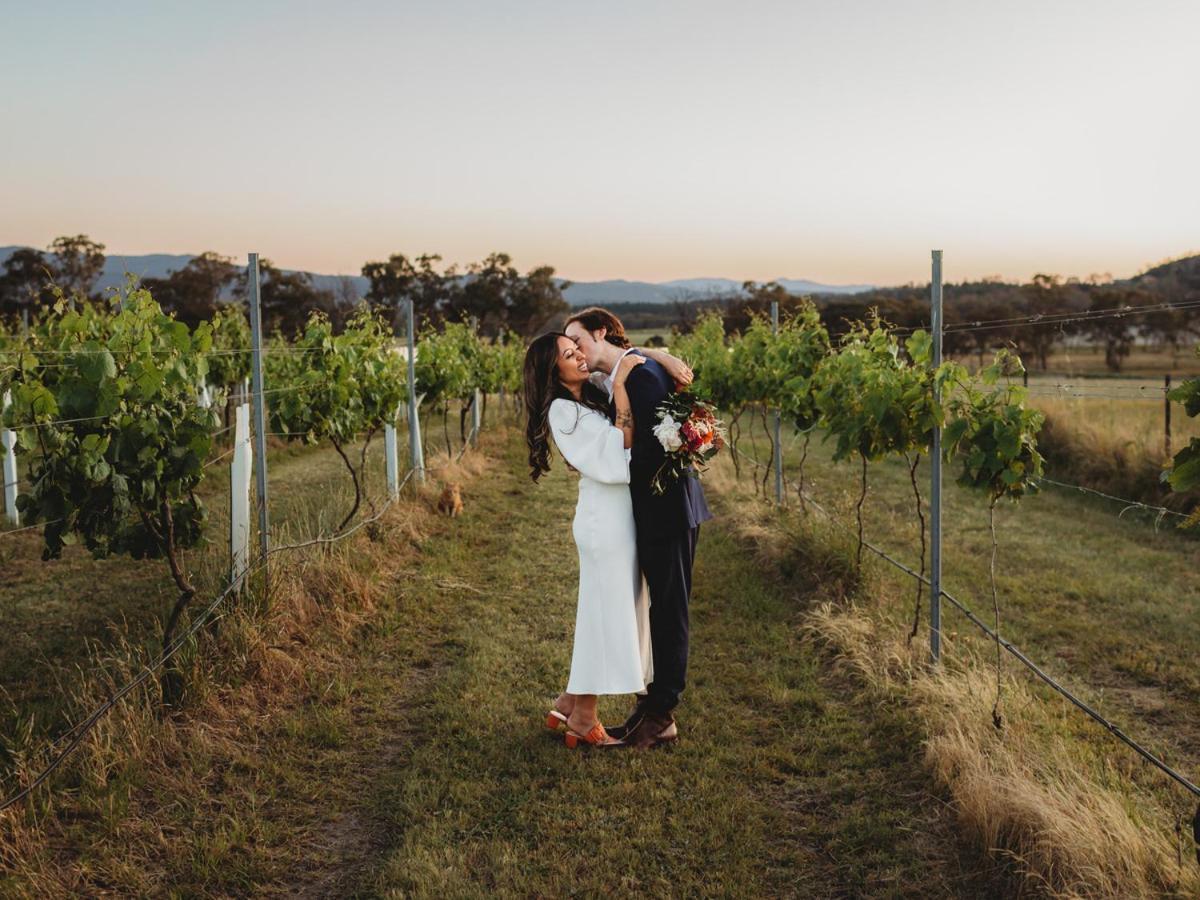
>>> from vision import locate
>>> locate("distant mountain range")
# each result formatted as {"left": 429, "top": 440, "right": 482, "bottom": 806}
{"left": 0, "top": 247, "right": 874, "bottom": 304}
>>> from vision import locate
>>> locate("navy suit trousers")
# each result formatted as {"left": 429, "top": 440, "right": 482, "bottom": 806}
{"left": 638, "top": 524, "right": 700, "bottom": 715}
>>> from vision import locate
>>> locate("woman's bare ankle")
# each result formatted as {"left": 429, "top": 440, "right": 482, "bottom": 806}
{"left": 566, "top": 696, "right": 599, "bottom": 733}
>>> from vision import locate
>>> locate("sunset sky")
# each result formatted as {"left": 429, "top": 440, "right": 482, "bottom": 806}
{"left": 2, "top": 1, "right": 1196, "bottom": 286}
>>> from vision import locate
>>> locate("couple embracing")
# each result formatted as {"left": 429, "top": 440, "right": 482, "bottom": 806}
{"left": 523, "top": 307, "right": 711, "bottom": 749}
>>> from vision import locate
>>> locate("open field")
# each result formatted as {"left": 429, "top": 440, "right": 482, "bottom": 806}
{"left": 1019, "top": 373, "right": 1200, "bottom": 509}
{"left": 989, "top": 345, "right": 1200, "bottom": 378}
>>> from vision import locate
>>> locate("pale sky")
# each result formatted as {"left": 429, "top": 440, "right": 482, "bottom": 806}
{"left": 1, "top": 0, "right": 1196, "bottom": 285}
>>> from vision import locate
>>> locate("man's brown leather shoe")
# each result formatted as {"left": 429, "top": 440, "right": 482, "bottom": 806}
{"left": 607, "top": 700, "right": 649, "bottom": 741}
{"left": 625, "top": 711, "right": 678, "bottom": 750}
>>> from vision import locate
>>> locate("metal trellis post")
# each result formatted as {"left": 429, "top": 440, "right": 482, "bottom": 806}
{"left": 930, "top": 250, "right": 944, "bottom": 664}
{"left": 771, "top": 300, "right": 783, "bottom": 505}
{"left": 230, "top": 403, "right": 252, "bottom": 593}
{"left": 2, "top": 391, "right": 18, "bottom": 526}
{"left": 247, "top": 254, "right": 270, "bottom": 587}
{"left": 1165, "top": 373, "right": 1172, "bottom": 459}
{"left": 470, "top": 316, "right": 482, "bottom": 447}
{"left": 406, "top": 299, "right": 425, "bottom": 484}
{"left": 385, "top": 403, "right": 401, "bottom": 500}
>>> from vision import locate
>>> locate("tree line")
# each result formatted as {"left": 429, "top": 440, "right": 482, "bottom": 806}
{"left": 0, "top": 237, "right": 570, "bottom": 338}
{"left": 6, "top": 237, "right": 1196, "bottom": 371}
{"left": 612, "top": 256, "right": 1200, "bottom": 373}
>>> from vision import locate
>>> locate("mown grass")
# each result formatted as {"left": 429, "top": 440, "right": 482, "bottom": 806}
{"left": 360, "top": 426, "right": 1000, "bottom": 896}
{"left": 2, "top": 423, "right": 1012, "bottom": 896}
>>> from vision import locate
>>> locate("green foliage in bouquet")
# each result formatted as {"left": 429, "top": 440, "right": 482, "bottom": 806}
{"left": 649, "top": 393, "right": 725, "bottom": 495}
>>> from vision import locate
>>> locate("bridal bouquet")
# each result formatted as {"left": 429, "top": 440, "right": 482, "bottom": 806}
{"left": 650, "top": 393, "right": 726, "bottom": 495}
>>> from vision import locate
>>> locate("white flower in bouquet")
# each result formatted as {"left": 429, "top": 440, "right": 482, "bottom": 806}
{"left": 654, "top": 415, "right": 683, "bottom": 452}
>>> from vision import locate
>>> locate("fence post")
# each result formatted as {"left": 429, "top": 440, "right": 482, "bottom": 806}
{"left": 2, "top": 391, "right": 18, "bottom": 526}
{"left": 406, "top": 299, "right": 425, "bottom": 484}
{"left": 385, "top": 404, "right": 400, "bottom": 500}
{"left": 469, "top": 317, "right": 482, "bottom": 447}
{"left": 230, "top": 403, "right": 252, "bottom": 592}
{"left": 1165, "top": 373, "right": 1172, "bottom": 459}
{"left": 930, "top": 250, "right": 944, "bottom": 664}
{"left": 497, "top": 332, "right": 506, "bottom": 423}
{"left": 247, "top": 254, "right": 270, "bottom": 587}
{"left": 472, "top": 388, "right": 482, "bottom": 447}
{"left": 771, "top": 300, "right": 783, "bottom": 505}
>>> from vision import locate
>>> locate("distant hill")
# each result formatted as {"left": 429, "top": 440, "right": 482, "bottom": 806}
{"left": 562, "top": 277, "right": 873, "bottom": 305}
{"left": 0, "top": 247, "right": 874, "bottom": 305}
{"left": 0, "top": 247, "right": 372, "bottom": 300}
{"left": 1128, "top": 254, "right": 1200, "bottom": 292}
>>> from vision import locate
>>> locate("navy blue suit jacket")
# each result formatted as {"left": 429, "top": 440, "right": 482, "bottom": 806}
{"left": 620, "top": 355, "right": 713, "bottom": 542}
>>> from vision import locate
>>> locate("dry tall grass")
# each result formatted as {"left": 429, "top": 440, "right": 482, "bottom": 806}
{"left": 807, "top": 604, "right": 1197, "bottom": 898}
{"left": 1024, "top": 383, "right": 1200, "bottom": 517}
{"left": 0, "top": 447, "right": 488, "bottom": 896}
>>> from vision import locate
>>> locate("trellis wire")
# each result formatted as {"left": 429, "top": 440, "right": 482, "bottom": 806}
{"left": 732, "top": 442, "right": 1200, "bottom": 800}
{"left": 0, "top": 468, "right": 415, "bottom": 815}
{"left": 889, "top": 298, "right": 1200, "bottom": 338}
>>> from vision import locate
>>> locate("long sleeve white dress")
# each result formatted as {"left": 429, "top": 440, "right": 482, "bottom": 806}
{"left": 549, "top": 398, "right": 653, "bottom": 695}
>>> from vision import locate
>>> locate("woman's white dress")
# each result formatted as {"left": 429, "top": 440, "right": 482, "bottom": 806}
{"left": 549, "top": 398, "right": 653, "bottom": 695}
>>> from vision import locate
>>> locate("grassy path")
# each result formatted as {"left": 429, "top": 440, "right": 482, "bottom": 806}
{"left": 267, "top": 428, "right": 999, "bottom": 897}
{"left": 2, "top": 426, "right": 1011, "bottom": 895}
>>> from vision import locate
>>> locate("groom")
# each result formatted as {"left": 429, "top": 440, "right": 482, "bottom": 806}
{"left": 564, "top": 307, "right": 712, "bottom": 749}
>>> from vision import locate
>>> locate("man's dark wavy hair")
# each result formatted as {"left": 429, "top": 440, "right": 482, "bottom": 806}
{"left": 563, "top": 306, "right": 631, "bottom": 349}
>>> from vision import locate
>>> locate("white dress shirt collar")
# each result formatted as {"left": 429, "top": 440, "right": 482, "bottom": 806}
{"left": 601, "top": 347, "right": 638, "bottom": 399}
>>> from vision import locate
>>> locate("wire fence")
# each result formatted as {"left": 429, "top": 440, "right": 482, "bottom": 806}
{"left": 888, "top": 298, "right": 1200, "bottom": 338}
{"left": 730, "top": 440, "right": 1200, "bottom": 805}
{"left": 0, "top": 458, "right": 425, "bottom": 814}
{"left": 0, "top": 381, "right": 496, "bottom": 813}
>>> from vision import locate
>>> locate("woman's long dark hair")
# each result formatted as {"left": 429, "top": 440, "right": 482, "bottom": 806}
{"left": 524, "top": 331, "right": 611, "bottom": 482}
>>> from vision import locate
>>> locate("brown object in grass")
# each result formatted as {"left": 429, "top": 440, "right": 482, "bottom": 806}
{"left": 437, "top": 483, "right": 464, "bottom": 517}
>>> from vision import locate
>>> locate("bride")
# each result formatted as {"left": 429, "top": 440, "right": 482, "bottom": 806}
{"left": 523, "top": 332, "right": 684, "bottom": 747}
